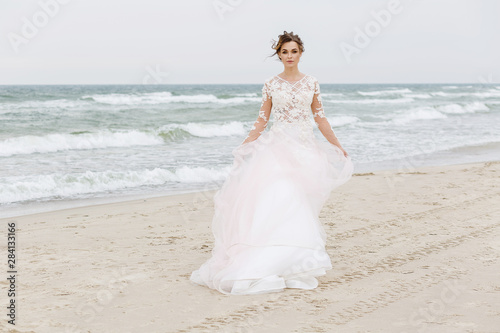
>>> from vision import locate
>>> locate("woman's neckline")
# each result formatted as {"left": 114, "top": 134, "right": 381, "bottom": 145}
{"left": 276, "top": 74, "right": 308, "bottom": 84}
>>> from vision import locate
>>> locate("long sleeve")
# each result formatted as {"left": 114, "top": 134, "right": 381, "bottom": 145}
{"left": 241, "top": 81, "right": 272, "bottom": 145}
{"left": 311, "top": 79, "right": 345, "bottom": 152}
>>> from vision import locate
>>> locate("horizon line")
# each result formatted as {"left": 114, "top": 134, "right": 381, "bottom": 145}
{"left": 0, "top": 82, "right": 497, "bottom": 86}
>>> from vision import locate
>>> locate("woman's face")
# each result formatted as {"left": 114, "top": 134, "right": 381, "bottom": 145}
{"left": 279, "top": 41, "right": 302, "bottom": 66}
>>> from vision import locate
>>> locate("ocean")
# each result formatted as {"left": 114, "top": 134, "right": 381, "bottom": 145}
{"left": 1, "top": 82, "right": 499, "bottom": 217}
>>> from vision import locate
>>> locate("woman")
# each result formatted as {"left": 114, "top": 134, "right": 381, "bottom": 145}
{"left": 190, "top": 31, "right": 354, "bottom": 295}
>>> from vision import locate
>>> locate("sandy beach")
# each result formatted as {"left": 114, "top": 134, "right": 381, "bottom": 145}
{"left": 2, "top": 160, "right": 499, "bottom": 333}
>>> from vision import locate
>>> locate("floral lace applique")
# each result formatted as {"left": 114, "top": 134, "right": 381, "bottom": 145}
{"left": 241, "top": 74, "right": 337, "bottom": 146}
{"left": 241, "top": 81, "right": 272, "bottom": 144}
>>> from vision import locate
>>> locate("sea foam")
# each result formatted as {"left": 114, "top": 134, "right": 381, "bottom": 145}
{"left": 0, "top": 130, "right": 163, "bottom": 157}
{"left": 0, "top": 165, "right": 231, "bottom": 204}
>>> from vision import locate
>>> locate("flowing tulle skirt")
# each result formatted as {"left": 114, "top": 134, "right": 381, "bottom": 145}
{"left": 190, "top": 122, "right": 354, "bottom": 295}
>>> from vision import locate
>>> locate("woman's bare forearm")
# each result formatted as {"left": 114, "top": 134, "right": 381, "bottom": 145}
{"left": 317, "top": 120, "right": 343, "bottom": 149}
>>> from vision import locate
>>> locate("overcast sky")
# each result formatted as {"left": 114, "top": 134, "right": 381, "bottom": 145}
{"left": 0, "top": 0, "right": 498, "bottom": 84}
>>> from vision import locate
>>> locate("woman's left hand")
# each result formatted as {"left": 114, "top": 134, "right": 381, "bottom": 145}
{"left": 340, "top": 148, "right": 349, "bottom": 158}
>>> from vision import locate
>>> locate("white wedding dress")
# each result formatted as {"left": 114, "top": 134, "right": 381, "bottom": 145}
{"left": 190, "top": 74, "right": 354, "bottom": 295}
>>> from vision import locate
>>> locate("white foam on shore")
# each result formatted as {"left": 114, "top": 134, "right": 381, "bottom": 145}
{"left": 326, "top": 98, "right": 414, "bottom": 104}
{"left": 391, "top": 107, "right": 447, "bottom": 125}
{"left": 438, "top": 102, "right": 489, "bottom": 114}
{"left": 160, "top": 121, "right": 246, "bottom": 138}
{"left": 357, "top": 88, "right": 412, "bottom": 96}
{"left": 84, "top": 92, "right": 260, "bottom": 105}
{"left": 328, "top": 115, "right": 360, "bottom": 127}
{"left": 0, "top": 165, "right": 230, "bottom": 204}
{"left": 0, "top": 130, "right": 164, "bottom": 157}
{"left": 0, "top": 99, "right": 92, "bottom": 113}
{"left": 368, "top": 102, "right": 491, "bottom": 126}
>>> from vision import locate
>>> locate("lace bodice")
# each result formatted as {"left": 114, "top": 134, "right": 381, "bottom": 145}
{"left": 242, "top": 74, "right": 340, "bottom": 149}
{"left": 269, "top": 74, "right": 323, "bottom": 125}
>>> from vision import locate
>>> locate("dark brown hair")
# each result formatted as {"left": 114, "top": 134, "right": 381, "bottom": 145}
{"left": 270, "top": 31, "right": 305, "bottom": 61}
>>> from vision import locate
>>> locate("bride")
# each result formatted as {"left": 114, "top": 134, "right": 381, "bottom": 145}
{"left": 190, "top": 31, "right": 354, "bottom": 295}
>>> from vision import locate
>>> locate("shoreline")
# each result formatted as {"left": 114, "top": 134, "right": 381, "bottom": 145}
{"left": 3, "top": 159, "right": 499, "bottom": 331}
{"left": 2, "top": 158, "right": 499, "bottom": 220}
